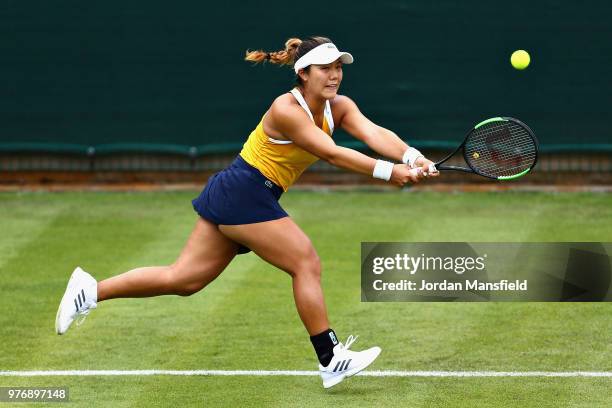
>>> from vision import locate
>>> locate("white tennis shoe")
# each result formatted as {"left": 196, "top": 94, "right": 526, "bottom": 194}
{"left": 319, "top": 335, "right": 381, "bottom": 388}
{"left": 55, "top": 267, "right": 98, "bottom": 335}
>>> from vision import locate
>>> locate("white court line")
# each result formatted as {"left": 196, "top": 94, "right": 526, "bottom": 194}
{"left": 1, "top": 370, "right": 611, "bottom": 377}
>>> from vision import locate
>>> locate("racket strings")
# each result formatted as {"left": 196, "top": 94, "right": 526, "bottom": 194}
{"left": 465, "top": 121, "right": 537, "bottom": 177}
{"left": 467, "top": 135, "right": 536, "bottom": 176}
{"left": 467, "top": 142, "right": 536, "bottom": 175}
{"left": 470, "top": 135, "right": 536, "bottom": 164}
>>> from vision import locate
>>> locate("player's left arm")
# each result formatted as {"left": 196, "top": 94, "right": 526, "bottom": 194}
{"left": 334, "top": 95, "right": 438, "bottom": 173}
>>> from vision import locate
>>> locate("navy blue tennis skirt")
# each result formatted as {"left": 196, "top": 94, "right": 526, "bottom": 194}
{"left": 192, "top": 155, "right": 288, "bottom": 227}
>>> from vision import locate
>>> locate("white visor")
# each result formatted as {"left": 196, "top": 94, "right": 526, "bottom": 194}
{"left": 293, "top": 42, "right": 354, "bottom": 73}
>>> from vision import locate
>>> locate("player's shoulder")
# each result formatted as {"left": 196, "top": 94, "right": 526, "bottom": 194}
{"left": 270, "top": 92, "right": 297, "bottom": 110}
{"left": 268, "top": 93, "right": 309, "bottom": 124}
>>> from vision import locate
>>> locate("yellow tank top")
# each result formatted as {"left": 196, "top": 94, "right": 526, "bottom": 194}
{"left": 239, "top": 89, "right": 334, "bottom": 191}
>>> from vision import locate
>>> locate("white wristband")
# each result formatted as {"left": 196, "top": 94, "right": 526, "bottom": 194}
{"left": 402, "top": 147, "right": 424, "bottom": 168}
{"left": 373, "top": 160, "right": 394, "bottom": 181}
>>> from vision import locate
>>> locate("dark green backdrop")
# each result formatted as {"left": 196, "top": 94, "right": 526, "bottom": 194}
{"left": 1, "top": 1, "right": 611, "bottom": 153}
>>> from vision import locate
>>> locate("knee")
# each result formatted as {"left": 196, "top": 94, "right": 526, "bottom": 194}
{"left": 290, "top": 249, "right": 322, "bottom": 281}
{"left": 166, "top": 264, "right": 207, "bottom": 297}
{"left": 174, "top": 281, "right": 205, "bottom": 297}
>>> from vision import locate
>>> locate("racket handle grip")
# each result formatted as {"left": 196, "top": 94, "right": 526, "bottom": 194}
{"left": 409, "top": 167, "right": 423, "bottom": 178}
{"left": 415, "top": 164, "right": 438, "bottom": 177}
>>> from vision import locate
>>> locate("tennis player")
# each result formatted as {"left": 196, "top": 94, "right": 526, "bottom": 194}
{"left": 55, "top": 36, "right": 438, "bottom": 388}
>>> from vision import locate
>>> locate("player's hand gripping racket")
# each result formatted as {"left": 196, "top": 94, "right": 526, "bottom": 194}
{"left": 428, "top": 117, "right": 539, "bottom": 180}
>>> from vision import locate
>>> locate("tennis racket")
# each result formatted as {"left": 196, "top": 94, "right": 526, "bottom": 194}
{"left": 429, "top": 117, "right": 539, "bottom": 180}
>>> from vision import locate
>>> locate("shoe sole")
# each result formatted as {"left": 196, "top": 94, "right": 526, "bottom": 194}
{"left": 323, "top": 373, "right": 346, "bottom": 389}
{"left": 54, "top": 300, "right": 64, "bottom": 335}
{"left": 323, "top": 347, "right": 382, "bottom": 389}
{"left": 55, "top": 269, "right": 80, "bottom": 335}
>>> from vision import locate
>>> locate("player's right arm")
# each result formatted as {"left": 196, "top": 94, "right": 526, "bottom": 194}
{"left": 267, "top": 99, "right": 424, "bottom": 186}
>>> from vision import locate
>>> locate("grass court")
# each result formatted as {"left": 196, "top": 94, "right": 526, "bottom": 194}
{"left": 1, "top": 190, "right": 611, "bottom": 406}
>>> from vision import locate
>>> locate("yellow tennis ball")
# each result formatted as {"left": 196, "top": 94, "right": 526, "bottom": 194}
{"left": 473, "top": 152, "right": 480, "bottom": 159}
{"left": 511, "top": 50, "right": 530, "bottom": 70}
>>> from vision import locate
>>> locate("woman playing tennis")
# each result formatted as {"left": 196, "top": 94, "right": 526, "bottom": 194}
{"left": 55, "top": 36, "right": 438, "bottom": 388}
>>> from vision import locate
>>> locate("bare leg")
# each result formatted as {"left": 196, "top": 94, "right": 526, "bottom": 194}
{"left": 97, "top": 217, "right": 239, "bottom": 301}
{"left": 220, "top": 217, "right": 329, "bottom": 336}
